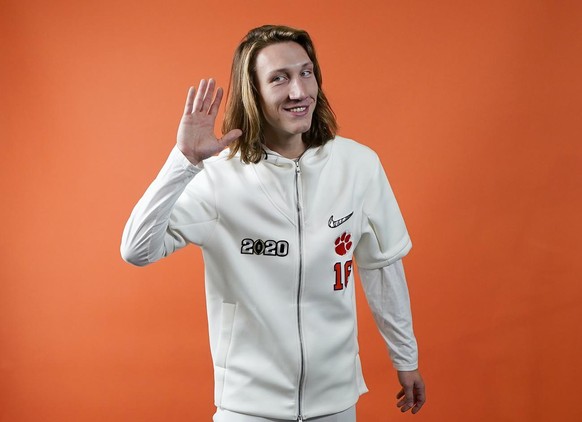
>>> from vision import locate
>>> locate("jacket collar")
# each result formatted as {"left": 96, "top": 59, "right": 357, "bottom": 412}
{"left": 260, "top": 140, "right": 333, "bottom": 169}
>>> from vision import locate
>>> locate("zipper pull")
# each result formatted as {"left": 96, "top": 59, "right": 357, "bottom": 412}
{"left": 295, "top": 160, "right": 301, "bottom": 174}
{"left": 297, "top": 416, "right": 304, "bottom": 422}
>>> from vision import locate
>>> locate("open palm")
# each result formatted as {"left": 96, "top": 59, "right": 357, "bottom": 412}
{"left": 177, "top": 79, "right": 242, "bottom": 164}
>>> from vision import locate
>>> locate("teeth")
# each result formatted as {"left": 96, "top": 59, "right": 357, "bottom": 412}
{"left": 288, "top": 107, "right": 306, "bottom": 112}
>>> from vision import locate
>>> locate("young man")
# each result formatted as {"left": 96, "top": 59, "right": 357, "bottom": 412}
{"left": 121, "top": 25, "right": 425, "bottom": 421}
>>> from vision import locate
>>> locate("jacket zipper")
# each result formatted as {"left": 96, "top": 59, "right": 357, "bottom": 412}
{"left": 295, "top": 159, "right": 305, "bottom": 422}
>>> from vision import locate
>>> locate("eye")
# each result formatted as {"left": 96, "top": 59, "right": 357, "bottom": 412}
{"left": 301, "top": 69, "right": 313, "bottom": 77}
{"left": 271, "top": 74, "right": 287, "bottom": 83}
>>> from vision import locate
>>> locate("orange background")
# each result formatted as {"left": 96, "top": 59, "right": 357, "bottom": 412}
{"left": 1, "top": 1, "right": 581, "bottom": 421}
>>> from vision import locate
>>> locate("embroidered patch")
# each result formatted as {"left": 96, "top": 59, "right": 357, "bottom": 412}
{"left": 334, "top": 232, "right": 352, "bottom": 256}
{"left": 240, "top": 238, "right": 289, "bottom": 257}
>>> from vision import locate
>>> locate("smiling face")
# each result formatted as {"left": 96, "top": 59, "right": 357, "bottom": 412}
{"left": 254, "top": 41, "right": 319, "bottom": 147}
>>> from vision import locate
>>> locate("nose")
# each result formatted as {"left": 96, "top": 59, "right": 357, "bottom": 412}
{"left": 288, "top": 77, "right": 307, "bottom": 100}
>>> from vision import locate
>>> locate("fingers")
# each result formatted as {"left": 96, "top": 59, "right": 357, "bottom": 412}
{"left": 201, "top": 79, "right": 216, "bottom": 112}
{"left": 396, "top": 387, "right": 407, "bottom": 409}
{"left": 404, "top": 384, "right": 415, "bottom": 411}
{"left": 209, "top": 87, "right": 224, "bottom": 116}
{"left": 396, "top": 383, "right": 415, "bottom": 413}
{"left": 187, "top": 79, "right": 223, "bottom": 115}
{"left": 183, "top": 86, "right": 195, "bottom": 115}
{"left": 192, "top": 79, "right": 208, "bottom": 113}
{"left": 396, "top": 381, "right": 426, "bottom": 414}
{"left": 411, "top": 385, "right": 426, "bottom": 414}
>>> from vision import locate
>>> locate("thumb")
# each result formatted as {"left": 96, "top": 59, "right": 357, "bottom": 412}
{"left": 218, "top": 129, "right": 243, "bottom": 149}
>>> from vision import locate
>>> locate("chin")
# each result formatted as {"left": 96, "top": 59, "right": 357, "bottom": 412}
{"left": 295, "top": 121, "right": 314, "bottom": 135}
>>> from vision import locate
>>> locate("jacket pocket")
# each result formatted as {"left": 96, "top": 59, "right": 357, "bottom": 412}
{"left": 216, "top": 302, "right": 237, "bottom": 368}
{"left": 214, "top": 302, "right": 237, "bottom": 407}
{"left": 355, "top": 354, "right": 369, "bottom": 395}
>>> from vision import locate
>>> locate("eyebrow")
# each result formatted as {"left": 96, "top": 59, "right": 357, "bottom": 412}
{"left": 265, "top": 61, "right": 314, "bottom": 77}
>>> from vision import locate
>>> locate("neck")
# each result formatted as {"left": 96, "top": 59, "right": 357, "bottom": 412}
{"left": 264, "top": 134, "right": 307, "bottom": 159}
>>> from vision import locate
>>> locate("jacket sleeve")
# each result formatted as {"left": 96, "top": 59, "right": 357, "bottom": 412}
{"left": 120, "top": 146, "right": 218, "bottom": 266}
{"left": 359, "top": 260, "right": 418, "bottom": 371}
{"left": 353, "top": 155, "right": 411, "bottom": 269}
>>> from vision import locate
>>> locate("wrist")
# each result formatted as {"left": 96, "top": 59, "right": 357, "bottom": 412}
{"left": 177, "top": 145, "right": 201, "bottom": 165}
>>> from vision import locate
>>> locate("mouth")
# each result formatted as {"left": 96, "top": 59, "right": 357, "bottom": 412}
{"left": 286, "top": 106, "right": 308, "bottom": 112}
{"left": 283, "top": 103, "right": 312, "bottom": 115}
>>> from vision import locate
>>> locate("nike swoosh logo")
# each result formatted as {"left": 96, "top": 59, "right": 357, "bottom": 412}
{"left": 328, "top": 212, "right": 354, "bottom": 228}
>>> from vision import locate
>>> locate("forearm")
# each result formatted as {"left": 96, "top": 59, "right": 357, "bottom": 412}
{"left": 359, "top": 260, "right": 418, "bottom": 371}
{"left": 120, "top": 146, "right": 201, "bottom": 266}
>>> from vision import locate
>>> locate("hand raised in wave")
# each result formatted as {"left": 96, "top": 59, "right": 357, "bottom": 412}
{"left": 177, "top": 79, "right": 242, "bottom": 165}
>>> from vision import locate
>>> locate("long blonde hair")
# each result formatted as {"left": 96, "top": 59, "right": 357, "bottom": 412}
{"left": 222, "top": 25, "right": 338, "bottom": 164}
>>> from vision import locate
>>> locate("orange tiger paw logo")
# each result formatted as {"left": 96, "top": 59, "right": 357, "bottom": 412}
{"left": 334, "top": 232, "right": 352, "bottom": 256}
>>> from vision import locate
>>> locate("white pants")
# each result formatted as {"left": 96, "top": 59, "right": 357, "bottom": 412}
{"left": 213, "top": 405, "right": 356, "bottom": 422}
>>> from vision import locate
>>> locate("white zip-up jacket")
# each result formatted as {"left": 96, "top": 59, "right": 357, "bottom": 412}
{"left": 121, "top": 136, "right": 418, "bottom": 420}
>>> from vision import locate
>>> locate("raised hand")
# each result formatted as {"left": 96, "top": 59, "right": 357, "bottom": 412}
{"left": 177, "top": 79, "right": 242, "bottom": 164}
